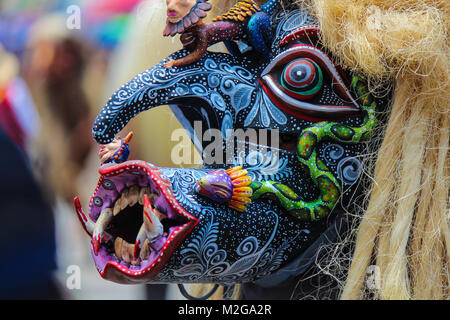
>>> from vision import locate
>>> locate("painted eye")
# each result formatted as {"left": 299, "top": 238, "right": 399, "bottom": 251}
{"left": 93, "top": 197, "right": 103, "bottom": 207}
{"left": 260, "top": 44, "right": 361, "bottom": 120}
{"left": 281, "top": 58, "right": 323, "bottom": 100}
{"left": 102, "top": 179, "right": 115, "bottom": 190}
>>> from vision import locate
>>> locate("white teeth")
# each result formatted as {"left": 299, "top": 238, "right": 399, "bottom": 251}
{"left": 134, "top": 194, "right": 164, "bottom": 259}
{"left": 113, "top": 197, "right": 122, "bottom": 216}
{"left": 122, "top": 241, "right": 133, "bottom": 264}
{"left": 138, "top": 187, "right": 150, "bottom": 205}
{"left": 93, "top": 208, "right": 113, "bottom": 239}
{"left": 115, "top": 237, "right": 132, "bottom": 263}
{"left": 114, "top": 237, "right": 147, "bottom": 265}
{"left": 143, "top": 194, "right": 164, "bottom": 240}
{"left": 114, "top": 186, "right": 156, "bottom": 216}
{"left": 139, "top": 239, "right": 151, "bottom": 261}
{"left": 128, "top": 185, "right": 140, "bottom": 207}
{"left": 114, "top": 237, "right": 123, "bottom": 259}
{"left": 120, "top": 188, "right": 129, "bottom": 210}
{"left": 92, "top": 208, "right": 113, "bottom": 255}
{"left": 109, "top": 186, "right": 166, "bottom": 263}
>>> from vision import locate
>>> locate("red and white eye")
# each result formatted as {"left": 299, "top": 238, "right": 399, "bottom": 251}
{"left": 260, "top": 44, "right": 361, "bottom": 120}
{"left": 281, "top": 58, "right": 323, "bottom": 100}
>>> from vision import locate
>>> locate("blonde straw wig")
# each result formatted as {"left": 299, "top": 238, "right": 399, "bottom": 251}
{"left": 307, "top": 0, "right": 449, "bottom": 299}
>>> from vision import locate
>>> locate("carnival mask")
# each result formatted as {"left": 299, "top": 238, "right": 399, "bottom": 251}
{"left": 74, "top": 0, "right": 388, "bottom": 289}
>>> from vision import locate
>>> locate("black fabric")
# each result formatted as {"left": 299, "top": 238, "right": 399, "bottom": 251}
{"left": 242, "top": 213, "right": 350, "bottom": 300}
{"left": 145, "top": 284, "right": 168, "bottom": 300}
{"left": 241, "top": 263, "right": 342, "bottom": 300}
{"left": 0, "top": 126, "right": 60, "bottom": 299}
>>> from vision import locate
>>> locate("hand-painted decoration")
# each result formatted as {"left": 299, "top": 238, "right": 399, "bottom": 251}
{"left": 75, "top": 1, "right": 388, "bottom": 289}
{"left": 99, "top": 131, "right": 133, "bottom": 164}
{"left": 163, "top": 0, "right": 280, "bottom": 68}
{"left": 196, "top": 166, "right": 253, "bottom": 211}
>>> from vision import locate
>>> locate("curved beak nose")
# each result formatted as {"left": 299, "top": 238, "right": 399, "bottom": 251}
{"left": 92, "top": 52, "right": 259, "bottom": 145}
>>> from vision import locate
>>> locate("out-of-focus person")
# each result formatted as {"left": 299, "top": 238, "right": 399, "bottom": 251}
{"left": 22, "top": 13, "right": 95, "bottom": 204}
{"left": 18, "top": 12, "right": 148, "bottom": 300}
{"left": 0, "top": 44, "right": 40, "bottom": 153}
{"left": 0, "top": 45, "right": 60, "bottom": 299}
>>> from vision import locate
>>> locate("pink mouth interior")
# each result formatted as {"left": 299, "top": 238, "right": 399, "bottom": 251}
{"left": 89, "top": 162, "right": 197, "bottom": 278}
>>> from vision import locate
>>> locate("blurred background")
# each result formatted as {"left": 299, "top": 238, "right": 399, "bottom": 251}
{"left": 0, "top": 0, "right": 206, "bottom": 299}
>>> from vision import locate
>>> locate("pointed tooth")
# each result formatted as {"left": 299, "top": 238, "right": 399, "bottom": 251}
{"left": 91, "top": 208, "right": 113, "bottom": 256}
{"left": 139, "top": 239, "right": 151, "bottom": 261}
{"left": 128, "top": 185, "right": 139, "bottom": 207}
{"left": 94, "top": 208, "right": 113, "bottom": 231}
{"left": 92, "top": 234, "right": 101, "bottom": 256}
{"left": 113, "top": 198, "right": 122, "bottom": 216}
{"left": 74, "top": 197, "right": 95, "bottom": 236}
{"left": 134, "top": 195, "right": 164, "bottom": 259}
{"left": 143, "top": 194, "right": 164, "bottom": 239}
{"left": 121, "top": 240, "right": 133, "bottom": 263}
{"left": 134, "top": 226, "right": 145, "bottom": 260}
{"left": 115, "top": 237, "right": 124, "bottom": 259}
{"left": 120, "top": 188, "right": 129, "bottom": 210}
{"left": 138, "top": 188, "right": 144, "bottom": 204}
{"left": 130, "top": 241, "right": 141, "bottom": 265}
{"left": 139, "top": 187, "right": 150, "bottom": 205}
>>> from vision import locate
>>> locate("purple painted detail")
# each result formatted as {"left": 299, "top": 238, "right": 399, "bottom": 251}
{"left": 195, "top": 169, "right": 233, "bottom": 204}
{"left": 89, "top": 168, "right": 176, "bottom": 221}
{"left": 150, "top": 236, "right": 166, "bottom": 251}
